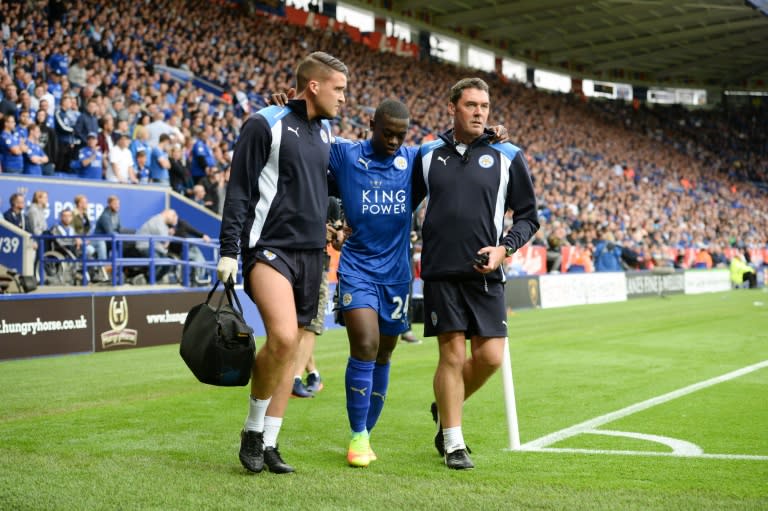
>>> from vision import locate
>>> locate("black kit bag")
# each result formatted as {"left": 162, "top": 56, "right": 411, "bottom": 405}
{"left": 180, "top": 279, "right": 255, "bottom": 386}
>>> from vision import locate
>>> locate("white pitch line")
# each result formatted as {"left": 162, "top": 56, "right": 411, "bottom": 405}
{"left": 530, "top": 448, "right": 768, "bottom": 461}
{"left": 586, "top": 429, "right": 703, "bottom": 456}
{"left": 522, "top": 359, "right": 768, "bottom": 450}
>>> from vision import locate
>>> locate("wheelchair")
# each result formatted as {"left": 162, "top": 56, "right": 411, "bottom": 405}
{"left": 39, "top": 238, "right": 83, "bottom": 286}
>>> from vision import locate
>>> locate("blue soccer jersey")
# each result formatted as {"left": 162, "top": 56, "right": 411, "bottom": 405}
{"left": 329, "top": 138, "right": 416, "bottom": 285}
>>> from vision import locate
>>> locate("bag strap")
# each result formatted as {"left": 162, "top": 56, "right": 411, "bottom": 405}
{"left": 205, "top": 280, "right": 221, "bottom": 304}
{"left": 206, "top": 280, "right": 231, "bottom": 312}
{"left": 207, "top": 278, "right": 245, "bottom": 314}
{"left": 223, "top": 276, "right": 245, "bottom": 315}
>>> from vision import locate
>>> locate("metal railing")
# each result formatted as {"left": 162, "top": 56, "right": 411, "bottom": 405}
{"left": 34, "top": 233, "right": 219, "bottom": 287}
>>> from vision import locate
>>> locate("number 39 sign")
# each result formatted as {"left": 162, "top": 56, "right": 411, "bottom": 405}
{"left": 0, "top": 223, "right": 25, "bottom": 274}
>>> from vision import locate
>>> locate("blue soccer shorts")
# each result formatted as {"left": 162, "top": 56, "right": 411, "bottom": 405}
{"left": 337, "top": 273, "right": 411, "bottom": 336}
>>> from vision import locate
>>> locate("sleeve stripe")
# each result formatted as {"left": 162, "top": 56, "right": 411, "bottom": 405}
{"left": 247, "top": 120, "right": 282, "bottom": 247}
{"left": 495, "top": 152, "right": 512, "bottom": 244}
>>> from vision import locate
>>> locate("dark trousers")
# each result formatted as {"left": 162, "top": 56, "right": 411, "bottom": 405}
{"left": 742, "top": 272, "right": 757, "bottom": 289}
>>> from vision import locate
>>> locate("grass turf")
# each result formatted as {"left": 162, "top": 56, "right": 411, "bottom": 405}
{"left": 0, "top": 290, "right": 766, "bottom": 510}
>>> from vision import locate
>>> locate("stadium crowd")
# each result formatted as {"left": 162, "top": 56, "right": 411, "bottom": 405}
{"left": 0, "top": 0, "right": 766, "bottom": 278}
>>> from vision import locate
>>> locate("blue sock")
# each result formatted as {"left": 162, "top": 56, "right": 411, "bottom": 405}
{"left": 345, "top": 357, "right": 375, "bottom": 434}
{"left": 366, "top": 361, "right": 391, "bottom": 432}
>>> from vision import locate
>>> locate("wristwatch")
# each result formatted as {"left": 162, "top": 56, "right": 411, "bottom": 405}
{"left": 503, "top": 244, "right": 515, "bottom": 257}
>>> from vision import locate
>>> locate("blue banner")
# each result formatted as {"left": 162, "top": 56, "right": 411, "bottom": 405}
{"left": 0, "top": 176, "right": 168, "bottom": 232}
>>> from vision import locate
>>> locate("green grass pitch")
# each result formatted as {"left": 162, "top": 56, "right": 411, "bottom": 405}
{"left": 1, "top": 290, "right": 766, "bottom": 510}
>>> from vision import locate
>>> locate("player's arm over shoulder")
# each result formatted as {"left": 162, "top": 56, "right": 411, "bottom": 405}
{"left": 328, "top": 136, "right": 358, "bottom": 176}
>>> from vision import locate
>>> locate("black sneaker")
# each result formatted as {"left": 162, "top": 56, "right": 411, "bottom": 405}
{"left": 430, "top": 402, "right": 444, "bottom": 457}
{"left": 264, "top": 445, "right": 295, "bottom": 474}
{"left": 445, "top": 448, "right": 474, "bottom": 470}
{"left": 239, "top": 430, "right": 265, "bottom": 473}
{"left": 431, "top": 401, "right": 471, "bottom": 457}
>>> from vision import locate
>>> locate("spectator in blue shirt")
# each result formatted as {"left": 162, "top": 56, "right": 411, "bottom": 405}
{"left": 1, "top": 115, "right": 26, "bottom": 174}
{"left": 76, "top": 132, "right": 104, "bottom": 180}
{"left": 593, "top": 234, "right": 624, "bottom": 272}
{"left": 189, "top": 127, "right": 216, "bottom": 183}
{"left": 15, "top": 109, "right": 31, "bottom": 140}
{"left": 149, "top": 134, "right": 172, "bottom": 184}
{"left": 130, "top": 124, "right": 151, "bottom": 168}
{"left": 135, "top": 147, "right": 150, "bottom": 184}
{"left": 23, "top": 124, "right": 48, "bottom": 176}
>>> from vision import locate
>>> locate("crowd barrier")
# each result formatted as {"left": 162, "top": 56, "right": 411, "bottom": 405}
{"left": 34, "top": 232, "right": 219, "bottom": 287}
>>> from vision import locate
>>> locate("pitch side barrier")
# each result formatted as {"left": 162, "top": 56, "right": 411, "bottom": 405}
{"left": 0, "top": 282, "right": 340, "bottom": 361}
{"left": 505, "top": 268, "right": 735, "bottom": 310}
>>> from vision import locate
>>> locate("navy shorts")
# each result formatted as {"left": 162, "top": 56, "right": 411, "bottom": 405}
{"left": 337, "top": 273, "right": 411, "bottom": 336}
{"left": 422, "top": 279, "right": 508, "bottom": 338}
{"left": 243, "top": 246, "right": 324, "bottom": 326}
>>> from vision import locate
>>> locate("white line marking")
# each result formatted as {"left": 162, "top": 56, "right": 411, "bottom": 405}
{"left": 586, "top": 429, "right": 703, "bottom": 456}
{"left": 528, "top": 447, "right": 768, "bottom": 461}
{"left": 522, "top": 359, "right": 768, "bottom": 451}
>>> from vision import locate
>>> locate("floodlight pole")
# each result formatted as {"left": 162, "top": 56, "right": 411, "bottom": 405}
{"left": 502, "top": 337, "right": 521, "bottom": 450}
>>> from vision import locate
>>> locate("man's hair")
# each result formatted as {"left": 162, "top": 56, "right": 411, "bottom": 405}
{"left": 296, "top": 51, "right": 348, "bottom": 92}
{"left": 374, "top": 99, "right": 409, "bottom": 123}
{"left": 107, "top": 195, "right": 119, "bottom": 206}
{"left": 74, "top": 194, "right": 86, "bottom": 207}
{"left": 449, "top": 77, "right": 490, "bottom": 104}
{"left": 159, "top": 133, "right": 171, "bottom": 143}
{"left": 9, "top": 192, "right": 22, "bottom": 204}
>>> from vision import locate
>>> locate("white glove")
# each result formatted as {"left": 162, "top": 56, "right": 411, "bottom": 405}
{"left": 217, "top": 256, "right": 238, "bottom": 284}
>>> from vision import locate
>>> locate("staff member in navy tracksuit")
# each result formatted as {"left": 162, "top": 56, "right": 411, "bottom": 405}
{"left": 412, "top": 77, "right": 539, "bottom": 470}
{"left": 217, "top": 51, "right": 348, "bottom": 475}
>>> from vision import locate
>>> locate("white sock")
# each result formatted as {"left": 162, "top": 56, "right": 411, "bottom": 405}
{"left": 309, "top": 370, "right": 319, "bottom": 378}
{"left": 443, "top": 426, "right": 466, "bottom": 454}
{"left": 263, "top": 416, "right": 283, "bottom": 448}
{"left": 244, "top": 395, "right": 271, "bottom": 432}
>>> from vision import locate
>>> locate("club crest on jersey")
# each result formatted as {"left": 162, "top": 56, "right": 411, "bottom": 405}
{"left": 430, "top": 311, "right": 438, "bottom": 326}
{"left": 478, "top": 154, "right": 494, "bottom": 168}
{"left": 342, "top": 293, "right": 353, "bottom": 306}
{"left": 394, "top": 156, "right": 408, "bottom": 170}
{"left": 320, "top": 130, "right": 329, "bottom": 144}
{"left": 262, "top": 249, "right": 277, "bottom": 261}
